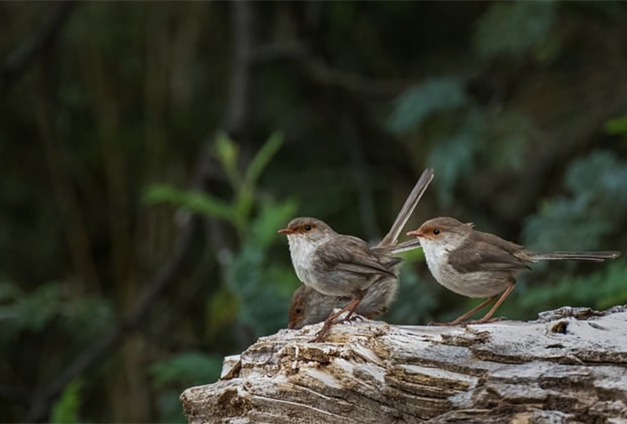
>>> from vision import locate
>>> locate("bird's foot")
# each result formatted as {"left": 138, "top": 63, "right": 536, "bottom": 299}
{"left": 337, "top": 314, "right": 364, "bottom": 325}
{"left": 465, "top": 316, "right": 505, "bottom": 325}
{"left": 428, "top": 320, "right": 464, "bottom": 327}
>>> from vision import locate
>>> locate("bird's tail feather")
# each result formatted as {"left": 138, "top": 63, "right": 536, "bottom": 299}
{"left": 379, "top": 168, "right": 434, "bottom": 248}
{"left": 391, "top": 239, "right": 422, "bottom": 254}
{"left": 528, "top": 251, "right": 620, "bottom": 262}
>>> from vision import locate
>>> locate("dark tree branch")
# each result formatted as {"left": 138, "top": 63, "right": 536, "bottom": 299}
{"left": 252, "top": 42, "right": 412, "bottom": 97}
{"left": 225, "top": 1, "right": 254, "bottom": 137}
{"left": 0, "top": 1, "right": 77, "bottom": 98}
{"left": 23, "top": 1, "right": 257, "bottom": 421}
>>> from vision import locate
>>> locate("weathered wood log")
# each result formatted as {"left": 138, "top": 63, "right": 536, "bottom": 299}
{"left": 181, "top": 306, "right": 627, "bottom": 423}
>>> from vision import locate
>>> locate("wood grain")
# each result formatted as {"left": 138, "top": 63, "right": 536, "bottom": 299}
{"left": 181, "top": 306, "right": 627, "bottom": 423}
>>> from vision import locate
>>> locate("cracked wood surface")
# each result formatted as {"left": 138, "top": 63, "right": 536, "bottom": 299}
{"left": 181, "top": 306, "right": 627, "bottom": 423}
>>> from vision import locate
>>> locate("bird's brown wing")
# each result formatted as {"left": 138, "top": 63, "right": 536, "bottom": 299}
{"left": 316, "top": 235, "right": 397, "bottom": 279}
{"left": 448, "top": 231, "right": 530, "bottom": 273}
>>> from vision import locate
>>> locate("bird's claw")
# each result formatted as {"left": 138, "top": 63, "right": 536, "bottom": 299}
{"left": 337, "top": 313, "right": 363, "bottom": 325}
{"left": 465, "top": 316, "right": 505, "bottom": 325}
{"left": 428, "top": 320, "right": 463, "bottom": 327}
{"left": 349, "top": 314, "right": 365, "bottom": 322}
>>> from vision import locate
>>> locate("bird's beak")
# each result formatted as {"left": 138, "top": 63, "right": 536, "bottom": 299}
{"left": 406, "top": 229, "right": 424, "bottom": 237}
{"left": 278, "top": 227, "right": 294, "bottom": 235}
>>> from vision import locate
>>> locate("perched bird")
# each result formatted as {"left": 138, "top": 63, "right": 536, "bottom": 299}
{"left": 279, "top": 168, "right": 434, "bottom": 341}
{"left": 288, "top": 280, "right": 395, "bottom": 330}
{"left": 288, "top": 239, "right": 420, "bottom": 330}
{"left": 407, "top": 217, "right": 621, "bottom": 325}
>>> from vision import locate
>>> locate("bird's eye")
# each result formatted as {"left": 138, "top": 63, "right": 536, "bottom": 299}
{"left": 295, "top": 307, "right": 302, "bottom": 314}
{"left": 433, "top": 229, "right": 441, "bottom": 235}
{"left": 304, "top": 225, "right": 312, "bottom": 231}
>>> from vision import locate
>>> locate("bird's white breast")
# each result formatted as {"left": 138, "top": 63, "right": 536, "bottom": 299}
{"left": 287, "top": 235, "right": 323, "bottom": 285}
{"left": 421, "top": 240, "right": 460, "bottom": 291}
{"left": 421, "top": 240, "right": 505, "bottom": 298}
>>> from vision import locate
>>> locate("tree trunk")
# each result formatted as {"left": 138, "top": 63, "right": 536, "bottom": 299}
{"left": 181, "top": 306, "right": 627, "bottom": 423}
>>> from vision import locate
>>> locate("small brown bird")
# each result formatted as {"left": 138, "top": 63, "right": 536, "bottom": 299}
{"left": 279, "top": 168, "right": 434, "bottom": 341}
{"left": 407, "top": 217, "right": 621, "bottom": 325}
{"left": 288, "top": 269, "right": 397, "bottom": 330}
{"left": 287, "top": 240, "right": 419, "bottom": 330}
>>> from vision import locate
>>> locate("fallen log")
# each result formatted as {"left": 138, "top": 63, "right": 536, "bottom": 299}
{"left": 181, "top": 306, "right": 627, "bottom": 423}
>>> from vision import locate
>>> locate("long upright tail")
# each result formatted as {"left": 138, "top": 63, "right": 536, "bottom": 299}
{"left": 526, "top": 251, "right": 621, "bottom": 262}
{"left": 378, "top": 168, "right": 434, "bottom": 248}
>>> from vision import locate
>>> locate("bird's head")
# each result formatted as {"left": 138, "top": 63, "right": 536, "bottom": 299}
{"left": 406, "top": 217, "right": 473, "bottom": 247}
{"left": 288, "top": 285, "right": 341, "bottom": 329}
{"left": 278, "top": 217, "right": 336, "bottom": 244}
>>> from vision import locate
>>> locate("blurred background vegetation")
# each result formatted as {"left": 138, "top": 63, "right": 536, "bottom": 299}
{"left": 1, "top": 1, "right": 626, "bottom": 422}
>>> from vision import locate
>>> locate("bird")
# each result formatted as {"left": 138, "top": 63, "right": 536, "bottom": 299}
{"left": 279, "top": 168, "right": 434, "bottom": 341}
{"left": 288, "top": 239, "right": 420, "bottom": 330}
{"left": 288, "top": 280, "right": 396, "bottom": 330}
{"left": 406, "top": 217, "right": 621, "bottom": 326}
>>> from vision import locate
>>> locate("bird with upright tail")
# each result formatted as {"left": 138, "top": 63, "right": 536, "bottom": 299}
{"left": 279, "top": 168, "right": 434, "bottom": 341}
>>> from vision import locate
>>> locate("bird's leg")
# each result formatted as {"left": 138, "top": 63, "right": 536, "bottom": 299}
{"left": 430, "top": 296, "right": 497, "bottom": 326}
{"left": 341, "top": 289, "right": 366, "bottom": 323}
{"left": 466, "top": 281, "right": 516, "bottom": 325}
{"left": 311, "top": 291, "right": 365, "bottom": 343}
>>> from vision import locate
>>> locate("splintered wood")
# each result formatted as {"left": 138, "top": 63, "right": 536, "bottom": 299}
{"left": 181, "top": 306, "right": 627, "bottom": 423}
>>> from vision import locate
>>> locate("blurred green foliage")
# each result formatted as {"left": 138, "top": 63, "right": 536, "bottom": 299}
{"left": 143, "top": 133, "right": 299, "bottom": 420}
{"left": 50, "top": 378, "right": 84, "bottom": 424}
{"left": 474, "top": 2, "right": 557, "bottom": 60}
{"left": 145, "top": 133, "right": 299, "bottom": 339}
{"left": 388, "top": 78, "right": 469, "bottom": 134}
{"left": 0, "top": 280, "right": 113, "bottom": 348}
{"left": 150, "top": 352, "right": 223, "bottom": 423}
{"left": 523, "top": 150, "right": 627, "bottom": 250}
{"left": 605, "top": 114, "right": 627, "bottom": 139}
{"left": 1, "top": 2, "right": 626, "bottom": 423}
{"left": 388, "top": 76, "right": 532, "bottom": 204}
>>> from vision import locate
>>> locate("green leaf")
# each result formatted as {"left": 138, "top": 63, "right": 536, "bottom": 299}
{"left": 214, "top": 132, "right": 241, "bottom": 188}
{"left": 143, "top": 185, "right": 234, "bottom": 220}
{"left": 50, "top": 378, "right": 83, "bottom": 424}
{"left": 249, "top": 198, "right": 298, "bottom": 249}
{"left": 232, "top": 187, "right": 253, "bottom": 235}
{"left": 244, "top": 132, "right": 284, "bottom": 189}
{"left": 142, "top": 184, "right": 184, "bottom": 205}
{"left": 474, "top": 1, "right": 556, "bottom": 59}
{"left": 604, "top": 115, "right": 627, "bottom": 136}
{"left": 387, "top": 78, "right": 469, "bottom": 134}
{"left": 230, "top": 133, "right": 284, "bottom": 234}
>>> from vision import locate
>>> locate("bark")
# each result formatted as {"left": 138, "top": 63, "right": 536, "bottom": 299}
{"left": 181, "top": 306, "right": 627, "bottom": 423}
